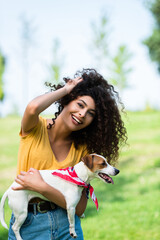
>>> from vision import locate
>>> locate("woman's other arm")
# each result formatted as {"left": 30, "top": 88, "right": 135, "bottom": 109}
{"left": 13, "top": 168, "right": 87, "bottom": 217}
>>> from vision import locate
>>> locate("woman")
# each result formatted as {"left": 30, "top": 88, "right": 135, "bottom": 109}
{"left": 9, "top": 68, "right": 127, "bottom": 240}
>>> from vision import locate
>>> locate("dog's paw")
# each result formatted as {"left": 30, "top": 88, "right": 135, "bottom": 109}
{"left": 70, "top": 233, "right": 77, "bottom": 239}
{"left": 70, "top": 229, "right": 77, "bottom": 238}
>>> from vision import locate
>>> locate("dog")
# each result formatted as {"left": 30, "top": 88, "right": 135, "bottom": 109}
{"left": 0, "top": 154, "right": 119, "bottom": 239}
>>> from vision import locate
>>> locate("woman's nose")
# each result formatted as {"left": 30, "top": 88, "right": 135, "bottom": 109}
{"left": 79, "top": 109, "right": 86, "bottom": 117}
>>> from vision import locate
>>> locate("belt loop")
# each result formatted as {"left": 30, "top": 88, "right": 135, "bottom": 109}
{"left": 33, "top": 203, "right": 37, "bottom": 215}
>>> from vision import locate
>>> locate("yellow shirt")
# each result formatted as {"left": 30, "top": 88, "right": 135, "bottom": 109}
{"left": 17, "top": 116, "right": 88, "bottom": 175}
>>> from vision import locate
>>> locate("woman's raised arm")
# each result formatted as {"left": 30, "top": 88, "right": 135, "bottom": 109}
{"left": 21, "top": 77, "right": 83, "bottom": 135}
{"left": 21, "top": 87, "right": 67, "bottom": 135}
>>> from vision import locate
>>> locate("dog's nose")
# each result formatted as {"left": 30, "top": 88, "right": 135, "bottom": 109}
{"left": 115, "top": 168, "right": 120, "bottom": 175}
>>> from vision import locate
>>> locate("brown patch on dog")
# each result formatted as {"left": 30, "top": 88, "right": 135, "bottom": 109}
{"left": 82, "top": 155, "right": 94, "bottom": 170}
{"left": 92, "top": 156, "right": 107, "bottom": 171}
{"left": 82, "top": 154, "right": 108, "bottom": 172}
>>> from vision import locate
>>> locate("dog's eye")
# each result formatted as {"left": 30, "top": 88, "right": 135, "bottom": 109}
{"left": 102, "top": 161, "right": 106, "bottom": 166}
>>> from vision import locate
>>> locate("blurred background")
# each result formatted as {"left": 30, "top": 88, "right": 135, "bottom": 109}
{"left": 0, "top": 0, "right": 160, "bottom": 116}
{"left": 0, "top": 0, "right": 160, "bottom": 239}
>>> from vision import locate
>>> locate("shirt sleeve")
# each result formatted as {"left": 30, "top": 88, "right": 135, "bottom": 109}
{"left": 19, "top": 116, "right": 44, "bottom": 139}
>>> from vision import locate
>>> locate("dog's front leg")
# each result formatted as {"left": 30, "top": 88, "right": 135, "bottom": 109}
{"left": 67, "top": 206, "right": 77, "bottom": 239}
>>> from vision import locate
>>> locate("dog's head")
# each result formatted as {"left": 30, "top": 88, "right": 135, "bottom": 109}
{"left": 82, "top": 153, "right": 119, "bottom": 184}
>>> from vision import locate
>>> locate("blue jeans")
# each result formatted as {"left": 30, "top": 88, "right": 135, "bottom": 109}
{"left": 8, "top": 206, "right": 84, "bottom": 240}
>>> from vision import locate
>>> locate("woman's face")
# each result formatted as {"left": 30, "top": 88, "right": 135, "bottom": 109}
{"left": 61, "top": 95, "right": 96, "bottom": 131}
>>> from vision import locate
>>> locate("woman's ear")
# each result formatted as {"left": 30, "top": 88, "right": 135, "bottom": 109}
{"left": 81, "top": 155, "right": 94, "bottom": 170}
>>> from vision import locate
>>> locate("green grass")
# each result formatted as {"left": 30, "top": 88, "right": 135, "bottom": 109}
{"left": 0, "top": 111, "right": 160, "bottom": 240}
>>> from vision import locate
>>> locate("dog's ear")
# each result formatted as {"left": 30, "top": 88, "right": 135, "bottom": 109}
{"left": 82, "top": 155, "right": 94, "bottom": 170}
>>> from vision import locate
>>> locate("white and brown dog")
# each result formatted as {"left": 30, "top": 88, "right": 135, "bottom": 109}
{"left": 0, "top": 154, "right": 119, "bottom": 239}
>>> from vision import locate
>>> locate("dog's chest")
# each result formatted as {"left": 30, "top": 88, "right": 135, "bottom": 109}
{"left": 41, "top": 171, "right": 83, "bottom": 196}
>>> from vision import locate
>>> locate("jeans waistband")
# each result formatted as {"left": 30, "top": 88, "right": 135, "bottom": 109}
{"left": 28, "top": 201, "right": 57, "bottom": 214}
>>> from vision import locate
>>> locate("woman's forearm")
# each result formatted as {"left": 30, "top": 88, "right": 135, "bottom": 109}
{"left": 21, "top": 87, "right": 68, "bottom": 133}
{"left": 27, "top": 87, "right": 68, "bottom": 115}
{"left": 40, "top": 182, "right": 87, "bottom": 217}
{"left": 39, "top": 182, "right": 67, "bottom": 209}
{"left": 76, "top": 189, "right": 88, "bottom": 216}
{"left": 24, "top": 76, "right": 83, "bottom": 117}
{"left": 14, "top": 169, "right": 88, "bottom": 217}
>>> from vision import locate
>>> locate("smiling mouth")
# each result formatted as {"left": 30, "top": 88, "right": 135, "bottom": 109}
{"left": 98, "top": 173, "right": 114, "bottom": 184}
{"left": 72, "top": 115, "right": 83, "bottom": 124}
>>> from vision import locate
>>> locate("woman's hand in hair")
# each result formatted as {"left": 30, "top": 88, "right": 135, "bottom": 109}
{"left": 65, "top": 77, "right": 83, "bottom": 94}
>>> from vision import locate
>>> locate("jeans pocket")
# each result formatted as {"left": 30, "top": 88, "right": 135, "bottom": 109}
{"left": 22, "top": 212, "right": 34, "bottom": 227}
{"left": 10, "top": 212, "right": 34, "bottom": 228}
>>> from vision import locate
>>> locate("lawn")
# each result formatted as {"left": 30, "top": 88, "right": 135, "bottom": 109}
{"left": 0, "top": 111, "right": 160, "bottom": 240}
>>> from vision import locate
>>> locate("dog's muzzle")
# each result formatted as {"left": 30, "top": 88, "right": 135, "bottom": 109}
{"left": 28, "top": 201, "right": 56, "bottom": 214}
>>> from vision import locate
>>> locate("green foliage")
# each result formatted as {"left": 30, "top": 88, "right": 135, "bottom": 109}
{"left": 150, "top": 0, "right": 160, "bottom": 26}
{"left": 109, "top": 45, "right": 133, "bottom": 94}
{"left": 46, "top": 38, "right": 65, "bottom": 86}
{"left": 90, "top": 12, "right": 133, "bottom": 94}
{"left": 0, "top": 50, "right": 5, "bottom": 101}
{"left": 90, "top": 12, "right": 110, "bottom": 64}
{"left": 143, "top": 0, "right": 160, "bottom": 73}
{"left": 0, "top": 112, "right": 160, "bottom": 239}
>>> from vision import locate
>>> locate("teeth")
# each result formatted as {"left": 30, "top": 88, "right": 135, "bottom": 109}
{"left": 72, "top": 116, "right": 82, "bottom": 124}
{"left": 98, "top": 173, "right": 114, "bottom": 184}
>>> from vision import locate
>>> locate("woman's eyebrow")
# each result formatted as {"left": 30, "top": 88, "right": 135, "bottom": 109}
{"left": 79, "top": 99, "right": 96, "bottom": 112}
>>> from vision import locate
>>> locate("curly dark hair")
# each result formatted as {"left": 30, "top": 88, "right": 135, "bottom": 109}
{"left": 46, "top": 68, "right": 127, "bottom": 166}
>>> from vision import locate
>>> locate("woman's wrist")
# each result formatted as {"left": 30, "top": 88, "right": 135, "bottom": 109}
{"left": 37, "top": 181, "right": 49, "bottom": 195}
{"left": 62, "top": 84, "right": 70, "bottom": 95}
{"left": 50, "top": 85, "right": 68, "bottom": 100}
{"left": 62, "top": 77, "right": 83, "bottom": 95}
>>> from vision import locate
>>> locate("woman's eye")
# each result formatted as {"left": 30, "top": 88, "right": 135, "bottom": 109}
{"left": 88, "top": 111, "right": 95, "bottom": 117}
{"left": 77, "top": 103, "right": 83, "bottom": 108}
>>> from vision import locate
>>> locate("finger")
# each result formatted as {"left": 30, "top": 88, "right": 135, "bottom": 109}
{"left": 15, "top": 178, "right": 23, "bottom": 188}
{"left": 28, "top": 168, "right": 37, "bottom": 174}
{"left": 15, "top": 175, "right": 24, "bottom": 183}
{"left": 28, "top": 168, "right": 36, "bottom": 172}
{"left": 75, "top": 77, "right": 81, "bottom": 80}
{"left": 16, "top": 175, "right": 27, "bottom": 186}
{"left": 16, "top": 174, "right": 25, "bottom": 180}
{"left": 75, "top": 77, "right": 82, "bottom": 81}
{"left": 20, "top": 171, "right": 27, "bottom": 176}
{"left": 76, "top": 77, "right": 83, "bottom": 82}
{"left": 66, "top": 79, "right": 72, "bottom": 84}
{"left": 12, "top": 185, "right": 24, "bottom": 191}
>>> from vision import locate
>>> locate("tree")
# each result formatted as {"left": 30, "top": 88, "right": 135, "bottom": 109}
{"left": 46, "top": 38, "right": 65, "bottom": 86}
{"left": 20, "top": 15, "right": 37, "bottom": 110}
{"left": 143, "top": 0, "right": 160, "bottom": 73}
{"left": 109, "top": 45, "right": 133, "bottom": 95}
{"left": 90, "top": 12, "right": 133, "bottom": 95}
{"left": 89, "top": 12, "right": 111, "bottom": 70}
{"left": 0, "top": 50, "right": 5, "bottom": 102}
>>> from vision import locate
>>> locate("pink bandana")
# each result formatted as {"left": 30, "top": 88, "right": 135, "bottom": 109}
{"left": 52, "top": 167, "right": 99, "bottom": 210}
